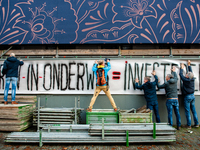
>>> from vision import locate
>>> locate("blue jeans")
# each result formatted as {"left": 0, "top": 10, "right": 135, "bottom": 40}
{"left": 147, "top": 101, "right": 160, "bottom": 123}
{"left": 184, "top": 94, "right": 199, "bottom": 126}
{"left": 166, "top": 99, "right": 181, "bottom": 127}
{"left": 4, "top": 77, "right": 18, "bottom": 101}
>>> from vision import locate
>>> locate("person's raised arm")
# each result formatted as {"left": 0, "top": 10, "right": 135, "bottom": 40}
{"left": 104, "top": 59, "right": 111, "bottom": 71}
{"left": 135, "top": 78, "right": 144, "bottom": 89}
{"left": 169, "top": 66, "right": 178, "bottom": 84}
{"left": 19, "top": 59, "right": 24, "bottom": 65}
{"left": 157, "top": 81, "right": 166, "bottom": 89}
{"left": 179, "top": 63, "right": 190, "bottom": 81}
{"left": 188, "top": 60, "right": 193, "bottom": 72}
{"left": 92, "top": 60, "right": 98, "bottom": 72}
{"left": 156, "top": 71, "right": 166, "bottom": 89}
{"left": 151, "top": 70, "right": 158, "bottom": 85}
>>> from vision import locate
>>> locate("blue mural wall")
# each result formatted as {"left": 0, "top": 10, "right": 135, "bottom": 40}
{"left": 0, "top": 0, "right": 200, "bottom": 44}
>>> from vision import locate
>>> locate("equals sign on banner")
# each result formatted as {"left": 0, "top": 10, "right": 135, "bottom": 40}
{"left": 112, "top": 71, "right": 121, "bottom": 80}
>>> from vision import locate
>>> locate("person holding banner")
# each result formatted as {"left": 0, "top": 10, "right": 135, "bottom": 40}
{"left": 179, "top": 60, "right": 199, "bottom": 129}
{"left": 157, "top": 66, "right": 181, "bottom": 130}
{"left": 2, "top": 53, "right": 24, "bottom": 105}
{"left": 135, "top": 71, "right": 160, "bottom": 123}
{"left": 86, "top": 59, "right": 118, "bottom": 112}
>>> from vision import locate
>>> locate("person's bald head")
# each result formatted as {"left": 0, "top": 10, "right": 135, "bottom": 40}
{"left": 10, "top": 53, "right": 15, "bottom": 57}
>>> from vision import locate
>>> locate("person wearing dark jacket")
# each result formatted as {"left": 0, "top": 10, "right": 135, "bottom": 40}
{"left": 157, "top": 66, "right": 181, "bottom": 130}
{"left": 135, "top": 71, "right": 160, "bottom": 123}
{"left": 2, "top": 53, "right": 24, "bottom": 105}
{"left": 179, "top": 60, "right": 199, "bottom": 129}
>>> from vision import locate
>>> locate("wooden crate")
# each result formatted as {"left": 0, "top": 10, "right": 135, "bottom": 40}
{"left": 119, "top": 111, "right": 152, "bottom": 123}
{"left": 86, "top": 109, "right": 118, "bottom": 124}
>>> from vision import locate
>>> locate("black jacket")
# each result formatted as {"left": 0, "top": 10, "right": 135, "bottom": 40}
{"left": 135, "top": 75, "right": 158, "bottom": 103}
{"left": 179, "top": 66, "right": 194, "bottom": 95}
{"left": 3, "top": 57, "right": 24, "bottom": 78}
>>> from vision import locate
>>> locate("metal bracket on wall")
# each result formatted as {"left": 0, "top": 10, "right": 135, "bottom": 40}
{"left": 78, "top": 96, "right": 80, "bottom": 108}
{"left": 169, "top": 46, "right": 173, "bottom": 57}
{"left": 56, "top": 46, "right": 59, "bottom": 58}
{"left": 118, "top": 46, "right": 121, "bottom": 57}
{"left": 75, "top": 97, "right": 77, "bottom": 124}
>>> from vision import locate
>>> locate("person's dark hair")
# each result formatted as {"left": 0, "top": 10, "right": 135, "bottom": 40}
{"left": 144, "top": 76, "right": 150, "bottom": 82}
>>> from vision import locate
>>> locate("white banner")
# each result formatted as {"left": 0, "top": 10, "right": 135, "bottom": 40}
{"left": 0, "top": 59, "right": 199, "bottom": 95}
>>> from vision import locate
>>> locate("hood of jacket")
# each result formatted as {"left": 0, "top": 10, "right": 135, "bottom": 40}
{"left": 7, "top": 56, "right": 17, "bottom": 62}
{"left": 168, "top": 78, "right": 176, "bottom": 84}
{"left": 145, "top": 81, "right": 153, "bottom": 88}
{"left": 97, "top": 65, "right": 104, "bottom": 68}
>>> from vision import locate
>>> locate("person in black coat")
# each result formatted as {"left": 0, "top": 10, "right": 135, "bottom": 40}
{"left": 135, "top": 71, "right": 160, "bottom": 123}
{"left": 2, "top": 53, "right": 24, "bottom": 104}
{"left": 179, "top": 60, "right": 199, "bottom": 129}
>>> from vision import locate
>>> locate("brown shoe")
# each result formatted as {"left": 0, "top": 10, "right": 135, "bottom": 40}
{"left": 86, "top": 108, "right": 92, "bottom": 112}
{"left": 194, "top": 125, "right": 199, "bottom": 128}
{"left": 4, "top": 101, "right": 8, "bottom": 105}
{"left": 114, "top": 108, "right": 118, "bottom": 112}
{"left": 177, "top": 126, "right": 181, "bottom": 130}
{"left": 11, "top": 101, "right": 18, "bottom": 104}
{"left": 187, "top": 126, "right": 191, "bottom": 129}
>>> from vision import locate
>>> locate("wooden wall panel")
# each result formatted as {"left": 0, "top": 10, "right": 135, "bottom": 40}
{"left": 121, "top": 49, "right": 169, "bottom": 56}
{"left": 58, "top": 49, "right": 119, "bottom": 55}
{"left": 5, "top": 50, "right": 56, "bottom": 56}
{"left": 172, "top": 49, "right": 200, "bottom": 55}
{"left": 2, "top": 49, "right": 200, "bottom": 56}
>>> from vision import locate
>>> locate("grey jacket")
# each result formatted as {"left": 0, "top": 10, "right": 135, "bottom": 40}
{"left": 157, "top": 72, "right": 178, "bottom": 98}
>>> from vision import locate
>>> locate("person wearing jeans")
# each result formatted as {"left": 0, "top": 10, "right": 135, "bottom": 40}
{"left": 179, "top": 60, "right": 199, "bottom": 129}
{"left": 2, "top": 53, "right": 24, "bottom": 105}
{"left": 165, "top": 99, "right": 181, "bottom": 129}
{"left": 135, "top": 71, "right": 161, "bottom": 123}
{"left": 4, "top": 77, "right": 18, "bottom": 103}
{"left": 157, "top": 66, "right": 181, "bottom": 130}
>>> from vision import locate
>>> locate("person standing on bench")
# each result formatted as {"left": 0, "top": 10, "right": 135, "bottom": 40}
{"left": 2, "top": 53, "right": 24, "bottom": 105}
{"left": 135, "top": 71, "right": 161, "bottom": 123}
{"left": 157, "top": 66, "right": 181, "bottom": 130}
{"left": 179, "top": 60, "right": 199, "bottom": 129}
{"left": 87, "top": 59, "right": 118, "bottom": 112}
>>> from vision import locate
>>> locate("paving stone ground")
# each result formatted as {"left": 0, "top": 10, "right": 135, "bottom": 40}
{"left": 1, "top": 126, "right": 200, "bottom": 150}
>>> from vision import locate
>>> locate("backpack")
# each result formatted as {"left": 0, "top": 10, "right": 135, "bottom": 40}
{"left": 96, "top": 68, "right": 106, "bottom": 86}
